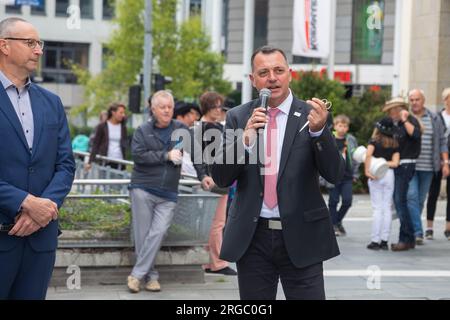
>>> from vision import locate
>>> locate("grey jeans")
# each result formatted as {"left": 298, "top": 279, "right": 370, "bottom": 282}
{"left": 130, "top": 188, "right": 176, "bottom": 281}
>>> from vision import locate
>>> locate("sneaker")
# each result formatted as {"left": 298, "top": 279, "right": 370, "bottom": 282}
{"left": 380, "top": 241, "right": 389, "bottom": 250}
{"left": 425, "top": 229, "right": 434, "bottom": 240}
{"left": 145, "top": 280, "right": 161, "bottom": 292}
{"left": 127, "top": 275, "right": 140, "bottom": 293}
{"left": 204, "top": 267, "right": 237, "bottom": 276}
{"left": 333, "top": 225, "right": 341, "bottom": 237}
{"left": 415, "top": 237, "right": 424, "bottom": 245}
{"left": 445, "top": 230, "right": 450, "bottom": 240}
{"left": 367, "top": 242, "right": 380, "bottom": 250}
{"left": 337, "top": 223, "right": 347, "bottom": 236}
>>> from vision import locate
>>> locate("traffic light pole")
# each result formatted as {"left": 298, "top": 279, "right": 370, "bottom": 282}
{"left": 143, "top": 0, "right": 153, "bottom": 121}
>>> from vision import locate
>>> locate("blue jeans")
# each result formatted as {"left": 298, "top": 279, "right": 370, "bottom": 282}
{"left": 328, "top": 179, "right": 353, "bottom": 226}
{"left": 407, "top": 170, "right": 434, "bottom": 238}
{"left": 394, "top": 163, "right": 416, "bottom": 244}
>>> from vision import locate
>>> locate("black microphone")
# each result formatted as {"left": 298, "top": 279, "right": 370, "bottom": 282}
{"left": 257, "top": 88, "right": 272, "bottom": 133}
{"left": 259, "top": 88, "right": 272, "bottom": 111}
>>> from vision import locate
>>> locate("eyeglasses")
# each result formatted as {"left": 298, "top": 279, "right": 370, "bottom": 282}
{"left": 3, "top": 37, "right": 44, "bottom": 50}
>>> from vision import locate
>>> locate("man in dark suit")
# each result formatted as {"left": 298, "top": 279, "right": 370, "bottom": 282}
{"left": 0, "top": 18, "right": 75, "bottom": 300}
{"left": 211, "top": 46, "right": 344, "bottom": 300}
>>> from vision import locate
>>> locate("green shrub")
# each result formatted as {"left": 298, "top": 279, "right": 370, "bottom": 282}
{"left": 291, "top": 71, "right": 392, "bottom": 193}
{"left": 59, "top": 199, "right": 131, "bottom": 237}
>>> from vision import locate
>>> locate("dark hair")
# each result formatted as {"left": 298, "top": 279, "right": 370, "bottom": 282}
{"left": 107, "top": 103, "right": 126, "bottom": 120}
{"left": 372, "top": 118, "right": 398, "bottom": 149}
{"left": 251, "top": 45, "right": 289, "bottom": 71}
{"left": 199, "top": 91, "right": 224, "bottom": 116}
{"left": 173, "top": 101, "right": 200, "bottom": 118}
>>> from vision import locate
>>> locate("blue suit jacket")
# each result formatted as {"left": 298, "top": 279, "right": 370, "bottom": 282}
{"left": 0, "top": 83, "right": 75, "bottom": 252}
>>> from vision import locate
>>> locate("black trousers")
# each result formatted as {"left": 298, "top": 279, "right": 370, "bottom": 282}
{"left": 427, "top": 170, "right": 450, "bottom": 222}
{"left": 236, "top": 219, "right": 325, "bottom": 300}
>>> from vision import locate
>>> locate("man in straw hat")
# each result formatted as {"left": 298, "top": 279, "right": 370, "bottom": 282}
{"left": 382, "top": 97, "right": 422, "bottom": 251}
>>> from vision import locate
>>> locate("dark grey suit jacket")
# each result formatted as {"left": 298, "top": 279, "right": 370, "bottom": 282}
{"left": 211, "top": 96, "right": 345, "bottom": 268}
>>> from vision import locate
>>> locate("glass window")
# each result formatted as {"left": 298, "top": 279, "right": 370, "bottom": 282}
{"left": 80, "top": 0, "right": 94, "bottom": 19}
{"left": 42, "top": 42, "right": 90, "bottom": 84}
{"left": 254, "top": 0, "right": 268, "bottom": 50}
{"left": 101, "top": 46, "right": 110, "bottom": 70}
{"left": 292, "top": 56, "right": 322, "bottom": 64}
{"left": 103, "top": 0, "right": 115, "bottom": 20}
{"left": 189, "top": 0, "right": 201, "bottom": 16}
{"left": 44, "top": 49, "right": 57, "bottom": 69}
{"left": 5, "top": 4, "right": 22, "bottom": 14}
{"left": 222, "top": 0, "right": 229, "bottom": 56}
{"left": 351, "top": 0, "right": 385, "bottom": 64}
{"left": 55, "top": 0, "right": 69, "bottom": 17}
{"left": 31, "top": 0, "right": 46, "bottom": 16}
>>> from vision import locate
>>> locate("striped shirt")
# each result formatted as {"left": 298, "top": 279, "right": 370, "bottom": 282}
{"left": 416, "top": 113, "right": 434, "bottom": 171}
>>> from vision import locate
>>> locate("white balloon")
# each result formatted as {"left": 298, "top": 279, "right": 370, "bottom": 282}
{"left": 353, "top": 146, "right": 389, "bottom": 179}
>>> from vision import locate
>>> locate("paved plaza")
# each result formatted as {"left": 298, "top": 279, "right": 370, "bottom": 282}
{"left": 47, "top": 195, "right": 450, "bottom": 300}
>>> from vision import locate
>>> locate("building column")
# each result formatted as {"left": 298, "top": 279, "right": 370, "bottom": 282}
{"left": 241, "top": 0, "right": 255, "bottom": 104}
{"left": 176, "top": 0, "right": 190, "bottom": 26}
{"left": 202, "top": 0, "right": 223, "bottom": 53}
{"left": 408, "top": 0, "right": 450, "bottom": 110}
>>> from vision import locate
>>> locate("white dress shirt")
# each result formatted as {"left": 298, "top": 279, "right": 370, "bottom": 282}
{"left": 244, "top": 90, "right": 324, "bottom": 219}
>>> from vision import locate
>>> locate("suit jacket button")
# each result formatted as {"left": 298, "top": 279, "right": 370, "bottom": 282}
{"left": 253, "top": 217, "right": 258, "bottom": 222}
{"left": 28, "top": 167, "right": 34, "bottom": 173}
{"left": 259, "top": 192, "right": 263, "bottom": 197}
{"left": 316, "top": 142, "right": 323, "bottom": 151}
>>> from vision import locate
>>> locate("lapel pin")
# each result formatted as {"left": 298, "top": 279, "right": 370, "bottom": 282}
{"left": 294, "top": 112, "right": 301, "bottom": 117}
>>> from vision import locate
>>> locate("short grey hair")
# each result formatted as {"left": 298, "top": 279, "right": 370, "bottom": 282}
{"left": 0, "top": 17, "right": 28, "bottom": 38}
{"left": 151, "top": 90, "right": 174, "bottom": 108}
{"left": 442, "top": 88, "right": 450, "bottom": 101}
{"left": 408, "top": 88, "right": 426, "bottom": 100}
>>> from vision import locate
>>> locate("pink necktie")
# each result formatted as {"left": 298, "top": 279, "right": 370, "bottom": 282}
{"left": 264, "top": 108, "right": 280, "bottom": 209}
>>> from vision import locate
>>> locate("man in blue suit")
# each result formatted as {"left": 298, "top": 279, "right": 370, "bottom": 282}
{"left": 0, "top": 17, "right": 75, "bottom": 300}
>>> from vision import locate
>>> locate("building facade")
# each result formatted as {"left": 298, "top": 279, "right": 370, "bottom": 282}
{"left": 2, "top": 0, "right": 449, "bottom": 110}
{"left": 1, "top": 0, "right": 114, "bottom": 110}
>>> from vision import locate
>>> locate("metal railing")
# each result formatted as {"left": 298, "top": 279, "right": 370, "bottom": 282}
{"left": 61, "top": 180, "right": 220, "bottom": 248}
{"left": 61, "top": 151, "right": 220, "bottom": 248}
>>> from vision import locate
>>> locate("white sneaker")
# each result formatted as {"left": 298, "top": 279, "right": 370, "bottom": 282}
{"left": 127, "top": 275, "right": 140, "bottom": 293}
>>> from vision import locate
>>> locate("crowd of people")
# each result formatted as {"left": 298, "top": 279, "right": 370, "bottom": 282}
{"left": 2, "top": 16, "right": 450, "bottom": 300}
{"left": 75, "top": 69, "right": 450, "bottom": 294}
{"left": 330, "top": 89, "right": 450, "bottom": 252}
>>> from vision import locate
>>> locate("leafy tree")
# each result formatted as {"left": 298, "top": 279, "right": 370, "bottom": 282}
{"left": 72, "top": 0, "right": 231, "bottom": 117}
{"left": 290, "top": 71, "right": 390, "bottom": 144}
{"left": 290, "top": 70, "right": 348, "bottom": 116}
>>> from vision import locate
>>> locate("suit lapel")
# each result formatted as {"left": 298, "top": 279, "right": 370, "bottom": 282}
{"left": 242, "top": 100, "right": 266, "bottom": 189}
{"left": 29, "top": 84, "right": 44, "bottom": 158}
{"left": 278, "top": 98, "right": 308, "bottom": 182}
{"left": 247, "top": 102, "right": 266, "bottom": 189}
{"left": 0, "top": 85, "right": 29, "bottom": 151}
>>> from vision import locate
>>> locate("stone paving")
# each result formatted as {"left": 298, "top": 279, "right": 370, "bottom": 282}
{"left": 47, "top": 195, "right": 450, "bottom": 300}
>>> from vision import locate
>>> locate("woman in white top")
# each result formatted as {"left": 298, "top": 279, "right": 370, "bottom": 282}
{"left": 85, "top": 103, "right": 128, "bottom": 170}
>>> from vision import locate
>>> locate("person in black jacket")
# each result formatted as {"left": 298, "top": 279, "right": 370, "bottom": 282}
{"left": 426, "top": 88, "right": 450, "bottom": 240}
{"left": 85, "top": 103, "right": 128, "bottom": 170}
{"left": 211, "top": 46, "right": 344, "bottom": 300}
{"left": 193, "top": 91, "right": 237, "bottom": 276}
{"left": 383, "top": 98, "right": 423, "bottom": 251}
